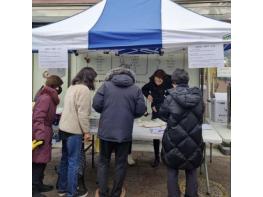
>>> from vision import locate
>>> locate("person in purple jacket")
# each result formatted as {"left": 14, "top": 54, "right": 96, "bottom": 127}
{"left": 32, "top": 75, "right": 63, "bottom": 197}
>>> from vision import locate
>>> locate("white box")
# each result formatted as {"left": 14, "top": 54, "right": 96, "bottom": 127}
{"left": 211, "top": 93, "right": 228, "bottom": 123}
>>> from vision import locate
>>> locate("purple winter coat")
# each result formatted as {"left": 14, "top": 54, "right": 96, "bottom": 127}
{"left": 32, "top": 86, "right": 60, "bottom": 164}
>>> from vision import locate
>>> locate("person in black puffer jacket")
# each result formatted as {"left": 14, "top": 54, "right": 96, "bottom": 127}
{"left": 159, "top": 69, "right": 204, "bottom": 197}
{"left": 142, "top": 69, "right": 173, "bottom": 168}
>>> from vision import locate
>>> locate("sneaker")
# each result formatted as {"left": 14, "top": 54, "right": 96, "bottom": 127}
{"left": 120, "top": 187, "right": 126, "bottom": 197}
{"left": 151, "top": 158, "right": 160, "bottom": 168}
{"left": 57, "top": 191, "right": 67, "bottom": 196}
{"left": 74, "top": 189, "right": 88, "bottom": 197}
{"left": 32, "top": 192, "right": 47, "bottom": 197}
{"left": 95, "top": 189, "right": 100, "bottom": 197}
{"left": 95, "top": 188, "right": 111, "bottom": 197}
{"left": 38, "top": 184, "right": 54, "bottom": 193}
{"left": 127, "top": 154, "right": 136, "bottom": 166}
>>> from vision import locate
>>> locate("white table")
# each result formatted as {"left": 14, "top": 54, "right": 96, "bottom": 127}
{"left": 200, "top": 125, "right": 222, "bottom": 195}
{"left": 131, "top": 122, "right": 222, "bottom": 143}
{"left": 89, "top": 122, "right": 222, "bottom": 195}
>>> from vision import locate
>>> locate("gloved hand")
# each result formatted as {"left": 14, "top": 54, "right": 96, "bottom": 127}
{"left": 32, "top": 140, "right": 44, "bottom": 150}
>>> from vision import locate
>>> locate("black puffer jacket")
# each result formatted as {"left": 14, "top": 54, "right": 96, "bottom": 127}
{"left": 159, "top": 84, "right": 204, "bottom": 170}
{"left": 92, "top": 67, "right": 146, "bottom": 143}
{"left": 142, "top": 74, "right": 173, "bottom": 119}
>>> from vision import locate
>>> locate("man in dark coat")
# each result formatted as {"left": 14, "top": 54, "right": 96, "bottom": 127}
{"left": 142, "top": 69, "right": 173, "bottom": 167}
{"left": 159, "top": 69, "right": 204, "bottom": 197}
{"left": 92, "top": 67, "right": 146, "bottom": 197}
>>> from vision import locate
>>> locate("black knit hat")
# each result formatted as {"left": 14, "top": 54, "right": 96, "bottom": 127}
{"left": 45, "top": 75, "right": 63, "bottom": 88}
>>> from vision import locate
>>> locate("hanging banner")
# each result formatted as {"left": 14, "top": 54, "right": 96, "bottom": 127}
{"left": 38, "top": 47, "right": 68, "bottom": 68}
{"left": 188, "top": 44, "right": 224, "bottom": 68}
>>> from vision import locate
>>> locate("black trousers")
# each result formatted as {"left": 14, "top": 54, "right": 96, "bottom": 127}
{"left": 153, "top": 139, "right": 160, "bottom": 160}
{"left": 167, "top": 167, "right": 198, "bottom": 197}
{"left": 152, "top": 111, "right": 161, "bottom": 160}
{"left": 128, "top": 142, "right": 132, "bottom": 154}
{"left": 32, "top": 163, "right": 47, "bottom": 188}
{"left": 97, "top": 139, "right": 130, "bottom": 197}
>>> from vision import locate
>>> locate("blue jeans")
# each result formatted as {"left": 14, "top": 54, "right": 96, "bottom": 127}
{"left": 58, "top": 131, "right": 82, "bottom": 197}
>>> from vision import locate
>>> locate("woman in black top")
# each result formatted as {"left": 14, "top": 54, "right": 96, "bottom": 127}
{"left": 142, "top": 69, "right": 173, "bottom": 167}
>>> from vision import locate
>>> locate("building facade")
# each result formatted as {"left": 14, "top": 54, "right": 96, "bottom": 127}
{"left": 32, "top": 0, "right": 231, "bottom": 27}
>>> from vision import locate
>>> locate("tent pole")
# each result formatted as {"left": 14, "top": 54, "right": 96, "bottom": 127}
{"left": 68, "top": 53, "right": 71, "bottom": 87}
{"left": 200, "top": 68, "right": 205, "bottom": 122}
{"left": 200, "top": 68, "right": 204, "bottom": 96}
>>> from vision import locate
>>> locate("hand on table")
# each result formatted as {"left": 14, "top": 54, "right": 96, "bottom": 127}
{"left": 152, "top": 106, "right": 157, "bottom": 113}
{"left": 147, "top": 95, "right": 153, "bottom": 103}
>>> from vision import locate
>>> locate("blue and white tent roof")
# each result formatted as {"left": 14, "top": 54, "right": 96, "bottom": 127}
{"left": 32, "top": 0, "right": 231, "bottom": 51}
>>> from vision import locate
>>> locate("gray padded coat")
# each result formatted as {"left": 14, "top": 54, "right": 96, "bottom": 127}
{"left": 92, "top": 67, "right": 146, "bottom": 143}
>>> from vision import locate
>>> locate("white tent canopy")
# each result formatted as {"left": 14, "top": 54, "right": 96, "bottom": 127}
{"left": 32, "top": 0, "right": 231, "bottom": 51}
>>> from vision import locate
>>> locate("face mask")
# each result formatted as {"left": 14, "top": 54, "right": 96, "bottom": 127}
{"left": 56, "top": 86, "right": 62, "bottom": 95}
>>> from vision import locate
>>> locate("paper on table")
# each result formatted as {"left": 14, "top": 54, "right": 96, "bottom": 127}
{"left": 137, "top": 119, "right": 166, "bottom": 128}
{"left": 202, "top": 124, "right": 213, "bottom": 130}
{"left": 150, "top": 127, "right": 165, "bottom": 134}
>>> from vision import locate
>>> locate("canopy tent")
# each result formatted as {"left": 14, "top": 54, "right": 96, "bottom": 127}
{"left": 32, "top": 0, "right": 231, "bottom": 51}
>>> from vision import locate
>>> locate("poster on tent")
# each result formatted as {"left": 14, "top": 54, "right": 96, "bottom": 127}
{"left": 157, "top": 52, "right": 185, "bottom": 74}
{"left": 38, "top": 47, "right": 68, "bottom": 68}
{"left": 188, "top": 44, "right": 224, "bottom": 68}
{"left": 111, "top": 55, "right": 148, "bottom": 75}
{"left": 90, "top": 54, "right": 111, "bottom": 75}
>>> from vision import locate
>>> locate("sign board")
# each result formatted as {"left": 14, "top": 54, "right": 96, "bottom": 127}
{"left": 159, "top": 54, "right": 178, "bottom": 74}
{"left": 112, "top": 55, "right": 148, "bottom": 75}
{"left": 217, "top": 67, "right": 231, "bottom": 78}
{"left": 188, "top": 44, "right": 224, "bottom": 68}
{"left": 38, "top": 47, "right": 68, "bottom": 68}
{"left": 92, "top": 54, "right": 112, "bottom": 75}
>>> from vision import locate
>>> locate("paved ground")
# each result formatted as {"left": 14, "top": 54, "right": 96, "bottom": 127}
{"left": 42, "top": 147, "right": 230, "bottom": 197}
